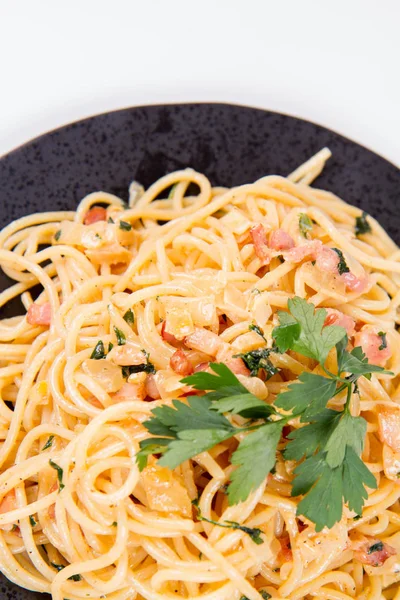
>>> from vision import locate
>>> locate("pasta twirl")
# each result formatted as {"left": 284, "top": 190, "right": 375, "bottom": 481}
{"left": 0, "top": 149, "right": 399, "bottom": 600}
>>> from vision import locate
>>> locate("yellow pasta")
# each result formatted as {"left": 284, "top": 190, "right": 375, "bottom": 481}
{"left": 0, "top": 149, "right": 398, "bottom": 600}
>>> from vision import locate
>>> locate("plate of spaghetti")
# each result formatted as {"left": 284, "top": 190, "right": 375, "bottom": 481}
{"left": 0, "top": 104, "right": 399, "bottom": 600}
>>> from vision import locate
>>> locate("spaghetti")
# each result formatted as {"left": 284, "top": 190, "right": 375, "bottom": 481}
{"left": 0, "top": 148, "right": 399, "bottom": 600}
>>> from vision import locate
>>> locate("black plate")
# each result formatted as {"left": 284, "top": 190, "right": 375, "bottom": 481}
{"left": 0, "top": 103, "right": 399, "bottom": 599}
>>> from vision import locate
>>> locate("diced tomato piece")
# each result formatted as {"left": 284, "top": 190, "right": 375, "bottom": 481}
{"left": 250, "top": 224, "right": 271, "bottom": 264}
{"left": 27, "top": 302, "right": 51, "bottom": 326}
{"left": 352, "top": 537, "right": 396, "bottom": 566}
{"left": 315, "top": 246, "right": 340, "bottom": 273}
{"left": 278, "top": 533, "right": 293, "bottom": 562}
{"left": 170, "top": 349, "right": 194, "bottom": 376}
{"left": 341, "top": 272, "right": 368, "bottom": 293}
{"left": 324, "top": 308, "right": 356, "bottom": 337}
{"left": 161, "top": 321, "right": 179, "bottom": 345}
{"left": 269, "top": 229, "right": 295, "bottom": 251}
{"left": 354, "top": 329, "right": 391, "bottom": 366}
{"left": 83, "top": 206, "right": 107, "bottom": 225}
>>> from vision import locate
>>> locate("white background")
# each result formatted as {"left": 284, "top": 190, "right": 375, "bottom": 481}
{"left": 0, "top": 0, "right": 399, "bottom": 165}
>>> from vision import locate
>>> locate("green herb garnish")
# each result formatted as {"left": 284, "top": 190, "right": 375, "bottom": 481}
{"left": 108, "top": 216, "right": 115, "bottom": 224}
{"left": 332, "top": 248, "right": 350, "bottom": 275}
{"left": 137, "top": 297, "right": 391, "bottom": 531}
{"left": 123, "top": 309, "right": 134, "bottom": 325}
{"left": 378, "top": 331, "right": 387, "bottom": 351}
{"left": 29, "top": 516, "right": 37, "bottom": 527}
{"left": 368, "top": 541, "right": 384, "bottom": 554}
{"left": 234, "top": 348, "right": 278, "bottom": 378}
{"left": 121, "top": 349, "right": 155, "bottom": 378}
{"left": 113, "top": 327, "right": 126, "bottom": 346}
{"left": 90, "top": 340, "right": 106, "bottom": 359}
{"left": 42, "top": 435, "right": 54, "bottom": 451}
{"left": 54, "top": 230, "right": 61, "bottom": 241}
{"left": 355, "top": 212, "right": 371, "bottom": 236}
{"left": 299, "top": 213, "right": 313, "bottom": 237}
{"left": 249, "top": 323, "right": 267, "bottom": 342}
{"left": 50, "top": 563, "right": 81, "bottom": 581}
{"left": 49, "top": 460, "right": 64, "bottom": 491}
{"left": 119, "top": 220, "right": 132, "bottom": 231}
{"left": 193, "top": 501, "right": 263, "bottom": 545}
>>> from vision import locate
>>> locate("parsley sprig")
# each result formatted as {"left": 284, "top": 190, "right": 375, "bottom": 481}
{"left": 137, "top": 297, "right": 392, "bottom": 531}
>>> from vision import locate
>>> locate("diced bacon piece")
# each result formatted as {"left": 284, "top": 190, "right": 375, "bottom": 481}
{"left": 184, "top": 328, "right": 222, "bottom": 356}
{"left": 269, "top": 229, "right": 295, "bottom": 251}
{"left": 250, "top": 224, "right": 271, "bottom": 264}
{"left": 354, "top": 329, "right": 392, "bottom": 366}
{"left": 141, "top": 464, "right": 192, "bottom": 517}
{"left": 378, "top": 405, "right": 400, "bottom": 453}
{"left": 284, "top": 240, "right": 322, "bottom": 263}
{"left": 324, "top": 308, "right": 356, "bottom": 337}
{"left": 170, "top": 349, "right": 194, "bottom": 376}
{"left": 161, "top": 321, "right": 179, "bottom": 345}
{"left": 216, "top": 344, "right": 250, "bottom": 376}
{"left": 341, "top": 272, "right": 368, "bottom": 293}
{"left": 351, "top": 537, "right": 396, "bottom": 567}
{"left": 111, "top": 380, "right": 146, "bottom": 403}
{"left": 315, "top": 246, "right": 340, "bottom": 273}
{"left": 27, "top": 302, "right": 51, "bottom": 326}
{"left": 278, "top": 533, "right": 293, "bottom": 563}
{"left": 83, "top": 206, "right": 107, "bottom": 225}
{"left": 145, "top": 374, "right": 161, "bottom": 400}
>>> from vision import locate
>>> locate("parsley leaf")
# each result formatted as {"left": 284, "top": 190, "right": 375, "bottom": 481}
{"left": 159, "top": 428, "right": 235, "bottom": 469}
{"left": 228, "top": 422, "right": 283, "bottom": 504}
{"left": 342, "top": 446, "right": 377, "bottom": 515}
{"left": 123, "top": 309, "right": 134, "bottom": 325}
{"left": 113, "top": 326, "right": 126, "bottom": 346}
{"left": 90, "top": 340, "right": 106, "bottom": 359}
{"left": 136, "top": 438, "right": 170, "bottom": 470}
{"left": 272, "top": 314, "right": 301, "bottom": 353}
{"left": 355, "top": 212, "right": 371, "bottom": 236}
{"left": 337, "top": 344, "right": 390, "bottom": 378}
{"left": 210, "top": 393, "right": 276, "bottom": 419}
{"left": 181, "top": 362, "right": 246, "bottom": 392}
{"left": 284, "top": 410, "right": 338, "bottom": 460}
{"left": 54, "top": 230, "right": 61, "bottom": 241}
{"left": 332, "top": 248, "right": 350, "bottom": 275}
{"left": 29, "top": 515, "right": 37, "bottom": 527}
{"left": 274, "top": 297, "right": 346, "bottom": 364}
{"left": 295, "top": 458, "right": 343, "bottom": 531}
{"left": 299, "top": 213, "right": 313, "bottom": 237}
{"left": 324, "top": 412, "right": 367, "bottom": 468}
{"left": 275, "top": 372, "right": 337, "bottom": 420}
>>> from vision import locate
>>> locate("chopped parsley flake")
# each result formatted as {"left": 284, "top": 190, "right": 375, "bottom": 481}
{"left": 332, "top": 248, "right": 350, "bottom": 275}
